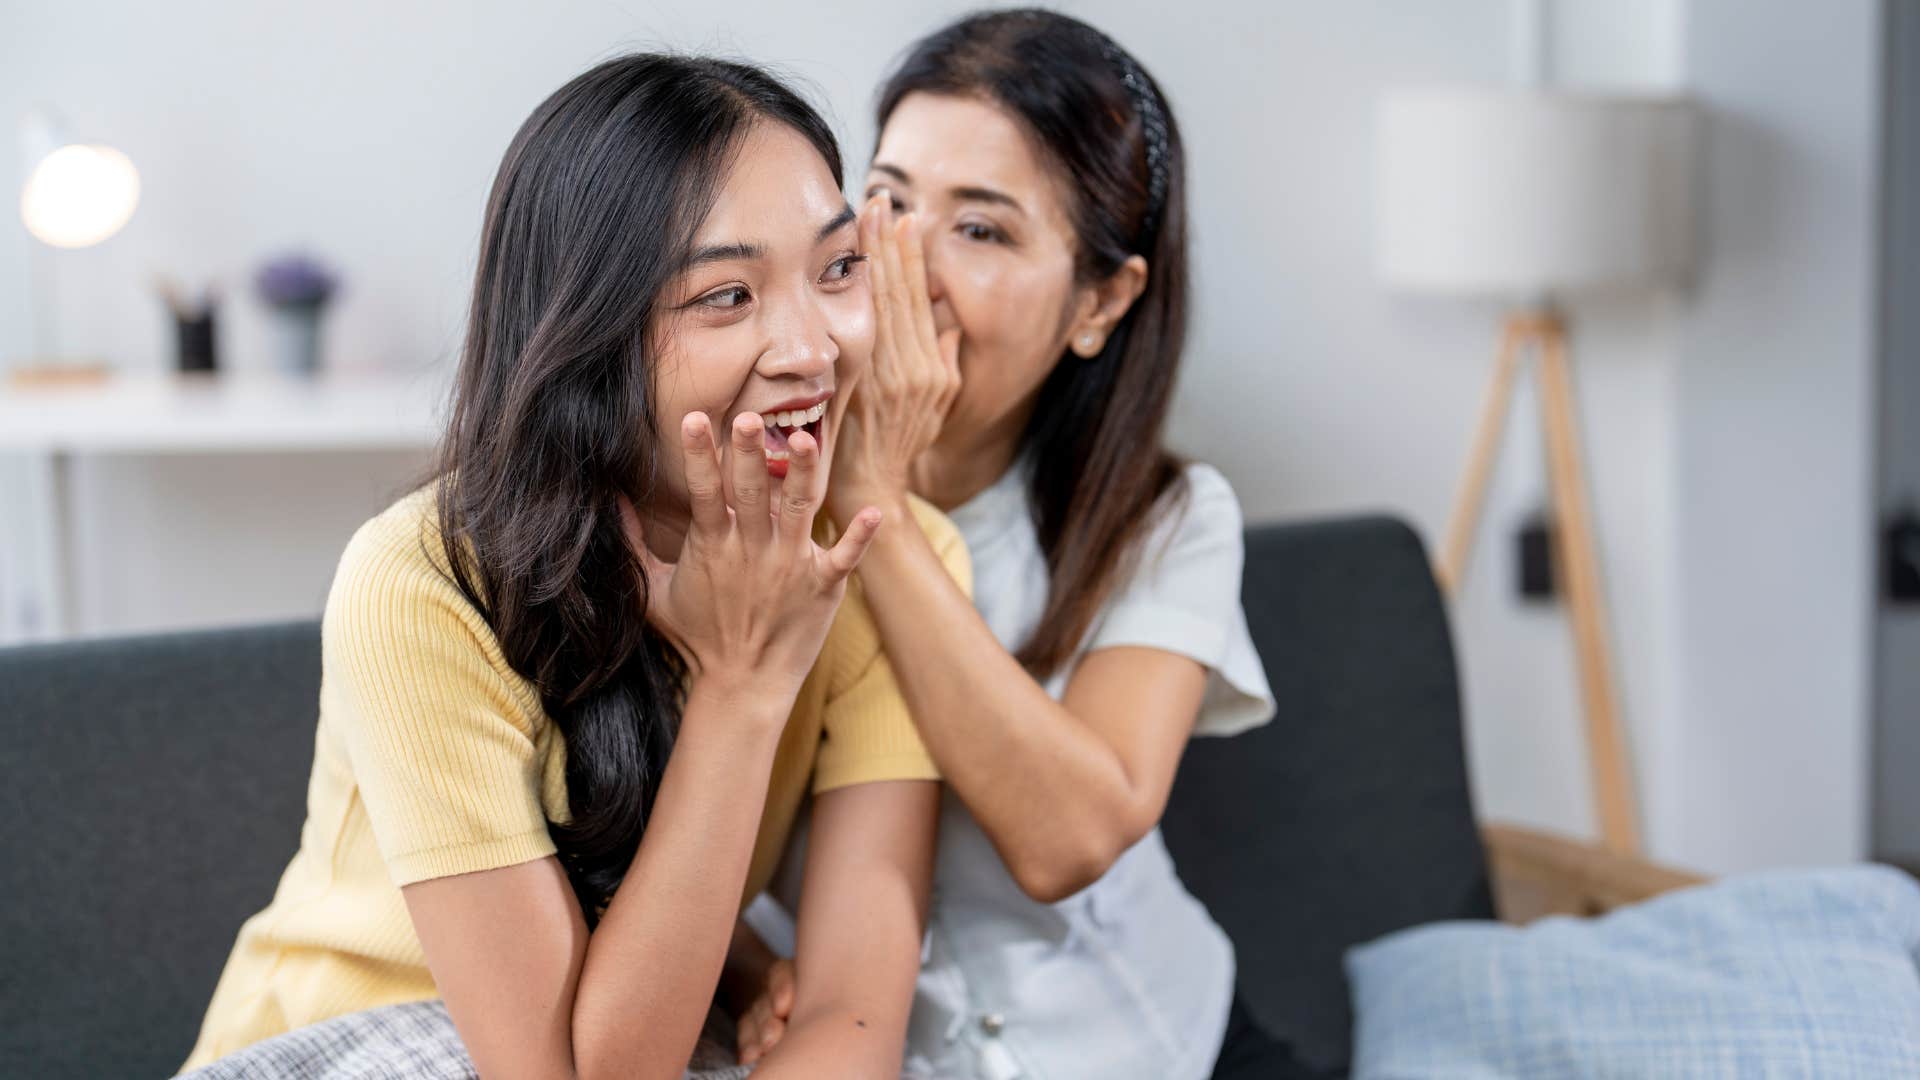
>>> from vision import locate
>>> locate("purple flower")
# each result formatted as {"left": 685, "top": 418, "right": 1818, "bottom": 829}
{"left": 254, "top": 253, "right": 339, "bottom": 308}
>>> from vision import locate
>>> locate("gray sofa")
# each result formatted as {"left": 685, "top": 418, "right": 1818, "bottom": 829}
{"left": 0, "top": 516, "right": 1490, "bottom": 1079}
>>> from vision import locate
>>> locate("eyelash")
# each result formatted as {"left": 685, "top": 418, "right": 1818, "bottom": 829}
{"left": 822, "top": 253, "right": 868, "bottom": 283}
{"left": 868, "top": 193, "right": 1007, "bottom": 246}
{"left": 957, "top": 221, "right": 1005, "bottom": 244}
{"left": 688, "top": 253, "right": 867, "bottom": 311}
{"left": 696, "top": 285, "right": 751, "bottom": 310}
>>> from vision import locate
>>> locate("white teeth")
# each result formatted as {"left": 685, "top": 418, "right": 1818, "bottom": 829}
{"left": 766, "top": 449, "right": 790, "bottom": 462}
{"left": 759, "top": 401, "right": 829, "bottom": 431}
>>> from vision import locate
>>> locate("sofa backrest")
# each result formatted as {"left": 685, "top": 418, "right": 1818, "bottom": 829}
{"left": 0, "top": 621, "right": 322, "bottom": 1080}
{"left": 0, "top": 516, "right": 1492, "bottom": 1079}
{"left": 1161, "top": 516, "right": 1494, "bottom": 1074}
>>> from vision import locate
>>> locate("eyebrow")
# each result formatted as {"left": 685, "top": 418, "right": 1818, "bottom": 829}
{"left": 682, "top": 205, "right": 858, "bottom": 270}
{"left": 868, "top": 162, "right": 1025, "bottom": 216}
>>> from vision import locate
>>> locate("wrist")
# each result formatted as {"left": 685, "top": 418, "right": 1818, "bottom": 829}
{"left": 830, "top": 475, "right": 911, "bottom": 521}
{"left": 686, "top": 669, "right": 794, "bottom": 730}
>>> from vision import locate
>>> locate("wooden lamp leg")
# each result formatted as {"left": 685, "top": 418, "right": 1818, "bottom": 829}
{"left": 1437, "top": 318, "right": 1527, "bottom": 595}
{"left": 1536, "top": 318, "right": 1641, "bottom": 855}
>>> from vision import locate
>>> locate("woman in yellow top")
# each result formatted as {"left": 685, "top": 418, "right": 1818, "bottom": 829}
{"left": 181, "top": 54, "right": 966, "bottom": 1079}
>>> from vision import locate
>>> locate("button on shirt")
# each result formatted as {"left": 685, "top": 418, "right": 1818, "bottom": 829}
{"left": 902, "top": 461, "right": 1276, "bottom": 1080}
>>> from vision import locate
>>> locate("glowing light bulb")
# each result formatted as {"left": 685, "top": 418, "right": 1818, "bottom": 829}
{"left": 20, "top": 143, "right": 141, "bottom": 248}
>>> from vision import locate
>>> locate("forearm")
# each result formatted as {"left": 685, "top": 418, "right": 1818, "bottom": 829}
{"left": 753, "top": 779, "right": 936, "bottom": 1077}
{"left": 569, "top": 678, "right": 787, "bottom": 1080}
{"left": 855, "top": 510, "right": 1142, "bottom": 897}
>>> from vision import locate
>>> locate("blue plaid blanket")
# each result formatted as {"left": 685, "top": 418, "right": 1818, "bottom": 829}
{"left": 1347, "top": 865, "right": 1920, "bottom": 1078}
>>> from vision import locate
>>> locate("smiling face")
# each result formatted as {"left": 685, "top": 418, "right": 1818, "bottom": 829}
{"left": 650, "top": 122, "right": 870, "bottom": 507}
{"left": 866, "top": 92, "right": 1109, "bottom": 463}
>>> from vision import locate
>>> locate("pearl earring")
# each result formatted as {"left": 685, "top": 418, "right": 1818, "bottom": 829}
{"left": 1079, "top": 334, "right": 1098, "bottom": 354}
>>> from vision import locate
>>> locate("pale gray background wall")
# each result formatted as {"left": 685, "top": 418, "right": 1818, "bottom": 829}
{"left": 0, "top": 0, "right": 1890, "bottom": 875}
{"left": 1875, "top": 0, "right": 1920, "bottom": 869}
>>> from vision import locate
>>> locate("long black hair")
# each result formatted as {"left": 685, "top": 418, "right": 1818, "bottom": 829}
{"left": 877, "top": 9, "right": 1191, "bottom": 677}
{"left": 431, "top": 53, "right": 843, "bottom": 922}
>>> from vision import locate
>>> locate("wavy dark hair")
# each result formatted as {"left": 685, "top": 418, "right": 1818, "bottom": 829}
{"left": 878, "top": 9, "right": 1191, "bottom": 677}
{"left": 429, "top": 53, "right": 842, "bottom": 923}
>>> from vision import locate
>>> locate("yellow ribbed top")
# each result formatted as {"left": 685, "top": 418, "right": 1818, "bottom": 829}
{"left": 181, "top": 485, "right": 968, "bottom": 1071}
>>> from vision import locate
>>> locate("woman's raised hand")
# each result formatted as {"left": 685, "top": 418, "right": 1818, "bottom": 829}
{"left": 827, "top": 194, "right": 962, "bottom": 524}
{"left": 624, "top": 411, "right": 882, "bottom": 702}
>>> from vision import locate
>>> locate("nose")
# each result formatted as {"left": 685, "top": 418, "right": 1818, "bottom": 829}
{"left": 758, "top": 292, "right": 838, "bottom": 382}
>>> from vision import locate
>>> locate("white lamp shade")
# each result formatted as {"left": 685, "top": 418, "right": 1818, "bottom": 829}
{"left": 20, "top": 143, "right": 141, "bottom": 249}
{"left": 1376, "top": 88, "right": 1695, "bottom": 297}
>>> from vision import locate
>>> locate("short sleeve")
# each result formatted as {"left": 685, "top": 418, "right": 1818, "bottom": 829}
{"left": 810, "top": 497, "right": 970, "bottom": 794}
{"left": 1084, "top": 464, "right": 1276, "bottom": 738}
{"left": 323, "top": 515, "right": 557, "bottom": 887}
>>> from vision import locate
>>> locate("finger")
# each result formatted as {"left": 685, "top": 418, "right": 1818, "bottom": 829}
{"left": 778, "top": 430, "right": 824, "bottom": 543}
{"left": 898, "top": 212, "right": 939, "bottom": 346}
{"left": 877, "top": 204, "right": 913, "bottom": 336}
{"left": 758, "top": 1016, "right": 786, "bottom": 1058}
{"left": 771, "top": 969, "right": 796, "bottom": 1017}
{"left": 867, "top": 205, "right": 901, "bottom": 393}
{"left": 680, "top": 414, "right": 728, "bottom": 535}
{"left": 823, "top": 506, "right": 883, "bottom": 580}
{"left": 736, "top": 1015, "right": 763, "bottom": 1064}
{"left": 859, "top": 192, "right": 886, "bottom": 254}
{"left": 726, "top": 412, "right": 772, "bottom": 542}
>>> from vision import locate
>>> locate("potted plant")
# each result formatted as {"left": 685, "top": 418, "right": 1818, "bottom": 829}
{"left": 254, "top": 254, "right": 339, "bottom": 375}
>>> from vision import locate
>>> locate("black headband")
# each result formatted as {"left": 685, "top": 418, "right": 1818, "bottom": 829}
{"left": 1102, "top": 40, "right": 1171, "bottom": 248}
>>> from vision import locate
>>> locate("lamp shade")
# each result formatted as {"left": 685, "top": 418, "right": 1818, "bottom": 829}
{"left": 19, "top": 143, "right": 141, "bottom": 249}
{"left": 1376, "top": 87, "right": 1694, "bottom": 297}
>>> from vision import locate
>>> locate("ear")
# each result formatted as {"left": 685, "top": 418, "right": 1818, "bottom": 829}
{"left": 1066, "top": 255, "right": 1149, "bottom": 358}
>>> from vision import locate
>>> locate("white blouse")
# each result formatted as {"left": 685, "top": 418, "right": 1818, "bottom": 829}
{"left": 901, "top": 459, "right": 1276, "bottom": 1080}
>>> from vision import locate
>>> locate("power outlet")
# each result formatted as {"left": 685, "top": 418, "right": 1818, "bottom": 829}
{"left": 1517, "top": 511, "right": 1555, "bottom": 602}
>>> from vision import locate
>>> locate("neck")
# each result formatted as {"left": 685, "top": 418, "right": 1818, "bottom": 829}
{"left": 912, "top": 398, "right": 1037, "bottom": 512}
{"left": 640, "top": 502, "right": 691, "bottom": 564}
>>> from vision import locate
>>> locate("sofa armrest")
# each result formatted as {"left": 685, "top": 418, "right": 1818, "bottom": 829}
{"left": 1483, "top": 822, "right": 1709, "bottom": 924}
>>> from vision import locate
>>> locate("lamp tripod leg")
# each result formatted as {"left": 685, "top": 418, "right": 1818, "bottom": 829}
{"left": 1437, "top": 318, "right": 1527, "bottom": 595}
{"left": 1537, "top": 321, "right": 1641, "bottom": 855}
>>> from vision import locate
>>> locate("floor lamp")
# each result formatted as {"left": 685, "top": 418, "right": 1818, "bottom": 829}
{"left": 1377, "top": 88, "right": 1696, "bottom": 855}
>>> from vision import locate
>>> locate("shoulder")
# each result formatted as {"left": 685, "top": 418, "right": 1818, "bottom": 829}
{"left": 1135, "top": 462, "right": 1245, "bottom": 569}
{"left": 333, "top": 485, "right": 455, "bottom": 596}
{"left": 325, "top": 485, "right": 528, "bottom": 707}
{"left": 1172, "top": 462, "right": 1244, "bottom": 534}
{"left": 328, "top": 486, "right": 473, "bottom": 636}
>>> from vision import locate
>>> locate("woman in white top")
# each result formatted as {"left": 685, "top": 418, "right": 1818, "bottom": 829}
{"left": 734, "top": 10, "right": 1278, "bottom": 1079}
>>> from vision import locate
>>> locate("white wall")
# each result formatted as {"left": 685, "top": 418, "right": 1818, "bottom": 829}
{"left": 0, "top": 0, "right": 1882, "bottom": 873}
{"left": 1671, "top": 0, "right": 1883, "bottom": 872}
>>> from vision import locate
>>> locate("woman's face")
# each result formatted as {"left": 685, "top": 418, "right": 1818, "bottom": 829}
{"left": 864, "top": 93, "right": 1092, "bottom": 455}
{"left": 650, "top": 123, "right": 871, "bottom": 511}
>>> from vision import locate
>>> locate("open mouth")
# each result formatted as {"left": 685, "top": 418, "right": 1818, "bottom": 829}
{"left": 758, "top": 399, "right": 828, "bottom": 479}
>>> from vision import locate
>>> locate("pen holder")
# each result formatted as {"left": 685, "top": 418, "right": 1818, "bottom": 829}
{"left": 174, "top": 309, "right": 217, "bottom": 373}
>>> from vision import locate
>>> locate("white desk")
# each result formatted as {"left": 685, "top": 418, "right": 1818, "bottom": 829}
{"left": 0, "top": 371, "right": 444, "bottom": 640}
